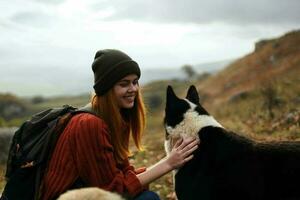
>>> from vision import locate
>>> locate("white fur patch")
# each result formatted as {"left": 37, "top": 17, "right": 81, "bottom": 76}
{"left": 165, "top": 108, "right": 223, "bottom": 140}
{"left": 165, "top": 100, "right": 223, "bottom": 151}
{"left": 57, "top": 187, "right": 124, "bottom": 200}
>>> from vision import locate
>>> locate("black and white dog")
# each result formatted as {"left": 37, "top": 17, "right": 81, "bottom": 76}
{"left": 164, "top": 85, "right": 300, "bottom": 200}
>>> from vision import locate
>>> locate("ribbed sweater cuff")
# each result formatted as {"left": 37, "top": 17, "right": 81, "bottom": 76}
{"left": 126, "top": 171, "right": 144, "bottom": 196}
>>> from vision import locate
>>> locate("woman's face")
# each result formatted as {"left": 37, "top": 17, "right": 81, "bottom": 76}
{"left": 113, "top": 74, "right": 139, "bottom": 109}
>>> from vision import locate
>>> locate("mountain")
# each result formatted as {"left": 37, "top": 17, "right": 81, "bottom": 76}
{"left": 197, "top": 30, "right": 300, "bottom": 107}
{"left": 0, "top": 59, "right": 231, "bottom": 97}
{"left": 141, "top": 59, "right": 233, "bottom": 84}
{"left": 194, "top": 59, "right": 235, "bottom": 74}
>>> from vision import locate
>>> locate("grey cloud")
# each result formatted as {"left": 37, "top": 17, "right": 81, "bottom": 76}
{"left": 0, "top": 20, "right": 16, "bottom": 30}
{"left": 92, "top": 0, "right": 300, "bottom": 26}
{"left": 32, "top": 0, "right": 65, "bottom": 5}
{"left": 10, "top": 11, "right": 55, "bottom": 27}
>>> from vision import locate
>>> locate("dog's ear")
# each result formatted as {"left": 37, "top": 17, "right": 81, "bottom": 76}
{"left": 166, "top": 85, "right": 179, "bottom": 108}
{"left": 186, "top": 85, "right": 200, "bottom": 105}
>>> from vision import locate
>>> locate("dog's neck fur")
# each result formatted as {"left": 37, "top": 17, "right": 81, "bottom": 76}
{"left": 165, "top": 100, "right": 223, "bottom": 140}
{"left": 164, "top": 99, "right": 223, "bottom": 161}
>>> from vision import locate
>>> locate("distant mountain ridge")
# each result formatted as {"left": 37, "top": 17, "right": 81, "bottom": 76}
{"left": 197, "top": 29, "right": 300, "bottom": 106}
{"left": 0, "top": 59, "right": 231, "bottom": 97}
{"left": 141, "top": 59, "right": 234, "bottom": 84}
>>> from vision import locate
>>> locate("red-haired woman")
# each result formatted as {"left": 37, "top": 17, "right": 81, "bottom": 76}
{"left": 41, "top": 49, "right": 199, "bottom": 200}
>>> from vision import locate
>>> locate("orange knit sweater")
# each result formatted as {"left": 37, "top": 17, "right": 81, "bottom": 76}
{"left": 41, "top": 113, "right": 144, "bottom": 200}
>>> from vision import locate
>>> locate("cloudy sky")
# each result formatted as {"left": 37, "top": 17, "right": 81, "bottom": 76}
{"left": 1, "top": 0, "right": 299, "bottom": 96}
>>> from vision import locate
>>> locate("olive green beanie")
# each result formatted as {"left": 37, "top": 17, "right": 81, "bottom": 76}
{"left": 92, "top": 49, "right": 141, "bottom": 95}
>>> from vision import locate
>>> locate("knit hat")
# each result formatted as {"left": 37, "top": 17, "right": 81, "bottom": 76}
{"left": 92, "top": 49, "right": 141, "bottom": 95}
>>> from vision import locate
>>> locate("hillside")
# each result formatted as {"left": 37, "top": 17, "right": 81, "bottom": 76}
{"left": 191, "top": 30, "right": 300, "bottom": 141}
{"left": 197, "top": 30, "right": 300, "bottom": 108}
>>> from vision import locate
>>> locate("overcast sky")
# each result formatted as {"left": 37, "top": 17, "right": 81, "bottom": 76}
{"left": 0, "top": 0, "right": 299, "bottom": 96}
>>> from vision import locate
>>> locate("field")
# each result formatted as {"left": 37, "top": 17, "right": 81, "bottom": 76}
{"left": 0, "top": 76, "right": 300, "bottom": 199}
{"left": 1, "top": 77, "right": 300, "bottom": 199}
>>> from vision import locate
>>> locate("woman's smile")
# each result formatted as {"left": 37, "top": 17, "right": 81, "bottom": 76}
{"left": 113, "top": 74, "right": 139, "bottom": 109}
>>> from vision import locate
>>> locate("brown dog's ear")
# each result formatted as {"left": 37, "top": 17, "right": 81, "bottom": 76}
{"left": 186, "top": 85, "right": 200, "bottom": 105}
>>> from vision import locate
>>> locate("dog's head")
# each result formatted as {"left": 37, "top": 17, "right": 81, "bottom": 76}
{"left": 164, "top": 85, "right": 222, "bottom": 153}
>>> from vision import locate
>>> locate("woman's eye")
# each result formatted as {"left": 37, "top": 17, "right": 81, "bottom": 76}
{"left": 133, "top": 80, "right": 139, "bottom": 85}
{"left": 119, "top": 83, "right": 128, "bottom": 87}
{"left": 119, "top": 80, "right": 138, "bottom": 86}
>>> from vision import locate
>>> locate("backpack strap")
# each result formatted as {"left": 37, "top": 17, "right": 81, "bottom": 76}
{"left": 71, "top": 103, "right": 97, "bottom": 116}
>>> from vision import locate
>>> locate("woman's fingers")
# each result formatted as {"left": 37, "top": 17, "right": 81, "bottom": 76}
{"left": 177, "top": 137, "right": 198, "bottom": 150}
{"left": 173, "top": 137, "right": 183, "bottom": 148}
{"left": 182, "top": 143, "right": 199, "bottom": 158}
{"left": 167, "top": 136, "right": 200, "bottom": 169}
{"left": 182, "top": 139, "right": 199, "bottom": 152}
{"left": 178, "top": 137, "right": 200, "bottom": 151}
{"left": 184, "top": 154, "right": 194, "bottom": 163}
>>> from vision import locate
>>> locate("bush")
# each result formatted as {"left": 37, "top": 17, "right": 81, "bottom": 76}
{"left": 0, "top": 128, "right": 15, "bottom": 164}
{"left": 146, "top": 95, "right": 163, "bottom": 110}
{"left": 31, "top": 96, "right": 45, "bottom": 104}
{"left": 0, "top": 93, "right": 28, "bottom": 120}
{"left": 260, "top": 82, "right": 282, "bottom": 119}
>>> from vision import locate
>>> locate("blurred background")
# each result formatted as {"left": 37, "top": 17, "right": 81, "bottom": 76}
{"left": 1, "top": 0, "right": 300, "bottom": 199}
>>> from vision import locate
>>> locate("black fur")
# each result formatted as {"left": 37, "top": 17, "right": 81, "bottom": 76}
{"left": 186, "top": 85, "right": 200, "bottom": 106}
{"left": 165, "top": 85, "right": 300, "bottom": 200}
{"left": 165, "top": 86, "right": 190, "bottom": 128}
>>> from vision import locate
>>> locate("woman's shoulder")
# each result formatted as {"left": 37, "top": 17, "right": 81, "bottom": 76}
{"left": 64, "top": 113, "right": 113, "bottom": 147}
{"left": 72, "top": 112, "right": 100, "bottom": 120}
{"left": 69, "top": 113, "right": 108, "bottom": 129}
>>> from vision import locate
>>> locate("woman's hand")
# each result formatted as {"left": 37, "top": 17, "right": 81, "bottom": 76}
{"left": 166, "top": 137, "right": 200, "bottom": 170}
{"left": 136, "top": 136, "right": 199, "bottom": 186}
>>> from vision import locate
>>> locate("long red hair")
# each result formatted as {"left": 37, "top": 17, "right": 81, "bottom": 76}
{"left": 91, "top": 89, "right": 146, "bottom": 163}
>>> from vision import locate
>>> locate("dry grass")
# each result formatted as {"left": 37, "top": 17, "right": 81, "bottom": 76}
{"left": 198, "top": 30, "right": 300, "bottom": 107}
{"left": 0, "top": 165, "right": 5, "bottom": 194}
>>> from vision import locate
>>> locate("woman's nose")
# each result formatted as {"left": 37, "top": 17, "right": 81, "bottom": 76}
{"left": 128, "top": 83, "right": 138, "bottom": 92}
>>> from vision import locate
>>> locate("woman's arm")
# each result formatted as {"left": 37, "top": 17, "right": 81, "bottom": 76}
{"left": 137, "top": 137, "right": 199, "bottom": 186}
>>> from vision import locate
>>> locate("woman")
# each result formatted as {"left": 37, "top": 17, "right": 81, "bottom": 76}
{"left": 41, "top": 49, "right": 199, "bottom": 200}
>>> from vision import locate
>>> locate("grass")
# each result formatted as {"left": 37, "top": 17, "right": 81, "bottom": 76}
{"left": 0, "top": 165, "right": 5, "bottom": 194}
